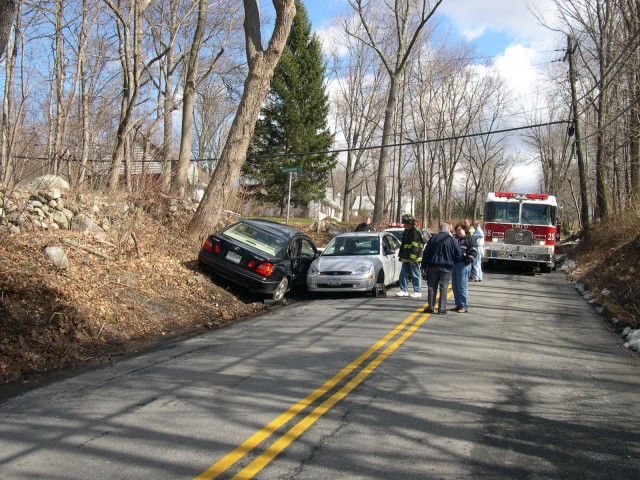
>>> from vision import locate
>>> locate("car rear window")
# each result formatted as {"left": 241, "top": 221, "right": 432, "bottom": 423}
{"left": 223, "top": 222, "right": 286, "bottom": 256}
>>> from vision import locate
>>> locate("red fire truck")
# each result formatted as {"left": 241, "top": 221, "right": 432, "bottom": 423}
{"left": 482, "top": 192, "right": 560, "bottom": 273}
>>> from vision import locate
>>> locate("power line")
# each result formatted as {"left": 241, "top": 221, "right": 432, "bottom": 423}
{"left": 248, "top": 120, "right": 571, "bottom": 160}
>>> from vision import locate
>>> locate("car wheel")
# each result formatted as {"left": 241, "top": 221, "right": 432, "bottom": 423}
{"left": 371, "top": 271, "right": 385, "bottom": 297}
{"left": 272, "top": 277, "right": 289, "bottom": 301}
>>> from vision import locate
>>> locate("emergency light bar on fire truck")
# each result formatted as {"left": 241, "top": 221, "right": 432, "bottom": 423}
{"left": 482, "top": 192, "right": 560, "bottom": 273}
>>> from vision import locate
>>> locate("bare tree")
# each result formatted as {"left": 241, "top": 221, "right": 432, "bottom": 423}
{"left": 193, "top": 76, "right": 239, "bottom": 174}
{"left": 186, "top": 0, "right": 296, "bottom": 240}
{"left": 555, "top": 0, "right": 622, "bottom": 219}
{"left": 330, "top": 16, "right": 385, "bottom": 222}
{"left": 0, "top": 0, "right": 15, "bottom": 60}
{"left": 170, "top": 0, "right": 227, "bottom": 198}
{"left": 618, "top": 0, "right": 640, "bottom": 200}
{"left": 462, "top": 75, "right": 510, "bottom": 221}
{"left": 0, "top": 0, "right": 21, "bottom": 185}
{"left": 148, "top": 0, "right": 192, "bottom": 191}
{"left": 346, "top": 0, "right": 443, "bottom": 225}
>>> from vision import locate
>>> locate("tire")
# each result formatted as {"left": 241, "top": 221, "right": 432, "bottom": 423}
{"left": 371, "top": 271, "right": 387, "bottom": 297}
{"left": 272, "top": 277, "right": 289, "bottom": 301}
{"left": 540, "top": 264, "right": 552, "bottom": 273}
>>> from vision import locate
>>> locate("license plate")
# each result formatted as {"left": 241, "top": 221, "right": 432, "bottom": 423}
{"left": 327, "top": 278, "right": 342, "bottom": 286}
{"left": 226, "top": 251, "right": 242, "bottom": 264}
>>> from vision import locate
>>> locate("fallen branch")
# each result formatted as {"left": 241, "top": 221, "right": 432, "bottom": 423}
{"left": 61, "top": 237, "right": 115, "bottom": 261}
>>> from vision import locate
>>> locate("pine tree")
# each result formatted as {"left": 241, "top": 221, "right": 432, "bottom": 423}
{"left": 244, "top": 0, "right": 336, "bottom": 213}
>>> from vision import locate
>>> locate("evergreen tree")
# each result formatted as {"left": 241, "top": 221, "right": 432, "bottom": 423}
{"left": 244, "top": 0, "right": 336, "bottom": 212}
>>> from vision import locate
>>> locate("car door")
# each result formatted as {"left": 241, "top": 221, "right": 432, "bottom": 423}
{"left": 382, "top": 234, "right": 401, "bottom": 283}
{"left": 290, "top": 236, "right": 317, "bottom": 286}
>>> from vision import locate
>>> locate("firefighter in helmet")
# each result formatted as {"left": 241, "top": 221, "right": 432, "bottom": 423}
{"left": 395, "top": 213, "right": 425, "bottom": 298}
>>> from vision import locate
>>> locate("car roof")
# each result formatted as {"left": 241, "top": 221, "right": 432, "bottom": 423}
{"left": 241, "top": 218, "right": 305, "bottom": 240}
{"left": 335, "top": 231, "right": 389, "bottom": 238}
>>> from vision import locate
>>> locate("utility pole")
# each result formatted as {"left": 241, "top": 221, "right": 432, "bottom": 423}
{"left": 566, "top": 34, "right": 590, "bottom": 230}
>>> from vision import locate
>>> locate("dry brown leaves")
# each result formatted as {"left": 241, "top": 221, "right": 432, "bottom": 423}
{"left": 0, "top": 198, "right": 268, "bottom": 386}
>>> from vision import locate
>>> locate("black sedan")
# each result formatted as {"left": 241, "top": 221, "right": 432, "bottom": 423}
{"left": 198, "top": 219, "right": 319, "bottom": 301}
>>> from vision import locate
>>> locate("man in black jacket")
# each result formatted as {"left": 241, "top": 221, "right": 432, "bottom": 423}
{"left": 421, "top": 224, "right": 462, "bottom": 314}
{"left": 355, "top": 216, "right": 374, "bottom": 232}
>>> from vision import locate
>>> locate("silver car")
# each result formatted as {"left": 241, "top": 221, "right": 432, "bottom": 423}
{"left": 307, "top": 232, "right": 402, "bottom": 294}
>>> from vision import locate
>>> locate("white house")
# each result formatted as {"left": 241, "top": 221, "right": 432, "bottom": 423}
{"left": 308, "top": 187, "right": 343, "bottom": 220}
{"left": 350, "top": 195, "right": 375, "bottom": 217}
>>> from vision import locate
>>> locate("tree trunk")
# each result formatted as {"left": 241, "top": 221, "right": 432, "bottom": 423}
{"left": 0, "top": 0, "right": 18, "bottom": 185}
{"left": 567, "top": 35, "right": 590, "bottom": 229}
{"left": 171, "top": 0, "right": 208, "bottom": 198}
{"left": 186, "top": 0, "right": 296, "bottom": 241}
{"left": 107, "top": 0, "right": 150, "bottom": 191}
{"left": 0, "top": 0, "right": 15, "bottom": 59}
{"left": 373, "top": 74, "right": 399, "bottom": 224}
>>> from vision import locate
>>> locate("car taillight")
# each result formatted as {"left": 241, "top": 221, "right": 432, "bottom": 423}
{"left": 202, "top": 237, "right": 214, "bottom": 252}
{"left": 247, "top": 260, "right": 257, "bottom": 269}
{"left": 255, "top": 263, "right": 275, "bottom": 276}
{"left": 203, "top": 237, "right": 222, "bottom": 254}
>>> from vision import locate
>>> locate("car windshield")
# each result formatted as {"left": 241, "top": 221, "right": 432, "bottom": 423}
{"left": 322, "top": 236, "right": 380, "bottom": 256}
{"left": 223, "top": 222, "right": 287, "bottom": 256}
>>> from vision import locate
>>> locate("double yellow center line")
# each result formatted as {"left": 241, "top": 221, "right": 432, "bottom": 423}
{"left": 195, "top": 296, "right": 445, "bottom": 479}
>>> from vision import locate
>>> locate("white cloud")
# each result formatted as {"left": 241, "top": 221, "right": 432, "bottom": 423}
{"left": 439, "top": 0, "right": 559, "bottom": 46}
{"left": 316, "top": 23, "right": 350, "bottom": 58}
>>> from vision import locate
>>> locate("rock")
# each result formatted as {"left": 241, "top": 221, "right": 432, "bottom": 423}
{"left": 61, "top": 207, "right": 74, "bottom": 222}
{"left": 44, "top": 246, "right": 70, "bottom": 269}
{"left": 50, "top": 210, "right": 70, "bottom": 229}
{"left": 6, "top": 211, "right": 28, "bottom": 225}
{"left": 45, "top": 188, "right": 62, "bottom": 201}
{"left": 26, "top": 175, "right": 70, "bottom": 195}
{"left": 71, "top": 213, "right": 103, "bottom": 232}
{"left": 328, "top": 223, "right": 346, "bottom": 237}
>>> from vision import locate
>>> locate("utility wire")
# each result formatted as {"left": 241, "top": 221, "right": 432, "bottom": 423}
{"left": 16, "top": 120, "right": 570, "bottom": 165}
{"left": 248, "top": 120, "right": 570, "bottom": 160}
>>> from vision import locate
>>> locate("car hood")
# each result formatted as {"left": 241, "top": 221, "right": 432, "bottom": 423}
{"left": 312, "top": 255, "right": 376, "bottom": 272}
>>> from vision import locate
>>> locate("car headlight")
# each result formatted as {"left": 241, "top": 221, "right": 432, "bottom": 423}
{"left": 308, "top": 265, "right": 319, "bottom": 274}
{"left": 354, "top": 264, "right": 373, "bottom": 275}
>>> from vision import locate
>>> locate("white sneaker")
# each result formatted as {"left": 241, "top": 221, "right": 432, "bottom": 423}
{"left": 409, "top": 292, "right": 422, "bottom": 298}
{"left": 395, "top": 291, "right": 409, "bottom": 297}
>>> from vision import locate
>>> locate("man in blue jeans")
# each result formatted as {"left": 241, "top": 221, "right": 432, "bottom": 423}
{"left": 395, "top": 214, "right": 425, "bottom": 298}
{"left": 451, "top": 225, "right": 477, "bottom": 312}
{"left": 422, "top": 224, "right": 462, "bottom": 314}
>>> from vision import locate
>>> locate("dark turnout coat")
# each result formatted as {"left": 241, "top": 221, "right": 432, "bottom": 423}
{"left": 422, "top": 231, "right": 462, "bottom": 271}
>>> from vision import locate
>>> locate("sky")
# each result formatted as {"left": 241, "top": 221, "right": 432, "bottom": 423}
{"left": 304, "top": 0, "right": 566, "bottom": 193}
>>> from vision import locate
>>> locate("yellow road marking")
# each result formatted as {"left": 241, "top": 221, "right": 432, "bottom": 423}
{"left": 233, "top": 309, "right": 433, "bottom": 480}
{"left": 195, "top": 290, "right": 452, "bottom": 480}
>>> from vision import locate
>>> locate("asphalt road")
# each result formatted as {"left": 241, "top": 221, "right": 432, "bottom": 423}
{"left": 1, "top": 268, "right": 639, "bottom": 479}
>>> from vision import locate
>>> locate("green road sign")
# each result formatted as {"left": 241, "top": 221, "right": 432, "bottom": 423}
{"left": 281, "top": 166, "right": 302, "bottom": 173}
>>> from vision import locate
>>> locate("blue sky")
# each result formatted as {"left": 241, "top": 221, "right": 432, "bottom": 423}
{"left": 304, "top": 0, "right": 561, "bottom": 61}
